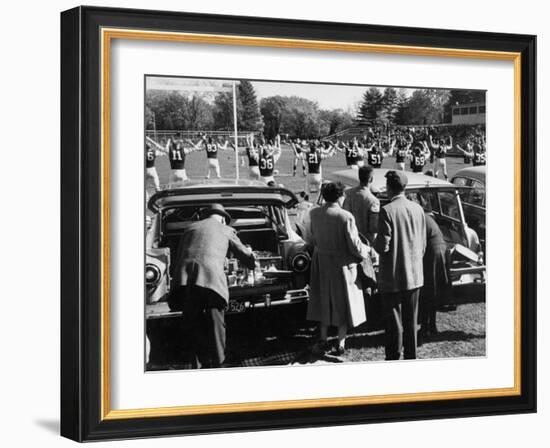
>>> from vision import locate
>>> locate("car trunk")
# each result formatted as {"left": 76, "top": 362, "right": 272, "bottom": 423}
{"left": 155, "top": 201, "right": 303, "bottom": 311}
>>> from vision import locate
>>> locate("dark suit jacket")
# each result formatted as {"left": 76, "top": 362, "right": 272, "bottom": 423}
{"left": 173, "top": 217, "right": 255, "bottom": 303}
{"left": 374, "top": 194, "right": 426, "bottom": 293}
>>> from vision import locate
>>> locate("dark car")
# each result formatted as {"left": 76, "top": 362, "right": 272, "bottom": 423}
{"left": 145, "top": 179, "right": 311, "bottom": 321}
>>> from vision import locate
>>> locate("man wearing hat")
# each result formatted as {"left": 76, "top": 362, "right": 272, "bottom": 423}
{"left": 170, "top": 203, "right": 256, "bottom": 368}
{"left": 374, "top": 170, "right": 426, "bottom": 360}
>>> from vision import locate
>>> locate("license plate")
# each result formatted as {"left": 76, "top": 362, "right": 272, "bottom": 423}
{"left": 225, "top": 300, "right": 246, "bottom": 314}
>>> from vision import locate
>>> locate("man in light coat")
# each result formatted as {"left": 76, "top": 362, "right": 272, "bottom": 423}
{"left": 169, "top": 204, "right": 255, "bottom": 368}
{"left": 343, "top": 165, "right": 380, "bottom": 244}
{"left": 306, "top": 182, "right": 371, "bottom": 356}
{"left": 374, "top": 171, "right": 426, "bottom": 360}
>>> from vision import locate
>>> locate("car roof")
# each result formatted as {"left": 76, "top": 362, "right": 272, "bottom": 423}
{"left": 327, "top": 168, "right": 454, "bottom": 192}
{"left": 451, "top": 166, "right": 486, "bottom": 183}
{"left": 148, "top": 178, "right": 298, "bottom": 212}
{"left": 158, "top": 178, "right": 268, "bottom": 189}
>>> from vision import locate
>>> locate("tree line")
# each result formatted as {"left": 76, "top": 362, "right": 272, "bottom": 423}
{"left": 145, "top": 81, "right": 484, "bottom": 139}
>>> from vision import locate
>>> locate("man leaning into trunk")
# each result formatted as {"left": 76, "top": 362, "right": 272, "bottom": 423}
{"left": 169, "top": 204, "right": 255, "bottom": 368}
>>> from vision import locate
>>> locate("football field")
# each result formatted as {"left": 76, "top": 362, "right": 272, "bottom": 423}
{"left": 152, "top": 143, "right": 469, "bottom": 193}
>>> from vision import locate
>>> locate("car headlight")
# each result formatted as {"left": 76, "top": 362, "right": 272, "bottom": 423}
{"left": 145, "top": 264, "right": 161, "bottom": 286}
{"left": 291, "top": 252, "right": 310, "bottom": 273}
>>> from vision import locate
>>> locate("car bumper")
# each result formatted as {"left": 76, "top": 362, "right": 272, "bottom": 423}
{"left": 450, "top": 264, "right": 486, "bottom": 286}
{"left": 146, "top": 288, "right": 309, "bottom": 320}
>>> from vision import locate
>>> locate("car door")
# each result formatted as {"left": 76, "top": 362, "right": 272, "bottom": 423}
{"left": 406, "top": 188, "right": 468, "bottom": 248}
{"left": 456, "top": 182, "right": 486, "bottom": 248}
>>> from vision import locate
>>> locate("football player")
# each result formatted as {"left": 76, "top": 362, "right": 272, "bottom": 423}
{"left": 393, "top": 135, "right": 411, "bottom": 171}
{"left": 145, "top": 136, "right": 164, "bottom": 194}
{"left": 164, "top": 134, "right": 197, "bottom": 185}
{"left": 232, "top": 133, "right": 261, "bottom": 180}
{"left": 303, "top": 140, "right": 336, "bottom": 194}
{"left": 189, "top": 133, "right": 230, "bottom": 179}
{"left": 428, "top": 134, "right": 452, "bottom": 180}
{"left": 366, "top": 140, "right": 384, "bottom": 168}
{"left": 337, "top": 137, "right": 364, "bottom": 169}
{"left": 409, "top": 143, "right": 430, "bottom": 173}
{"left": 258, "top": 135, "right": 282, "bottom": 184}
{"left": 290, "top": 139, "right": 308, "bottom": 176}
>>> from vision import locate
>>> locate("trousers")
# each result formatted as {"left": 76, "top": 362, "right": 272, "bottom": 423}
{"left": 382, "top": 288, "right": 420, "bottom": 360}
{"left": 170, "top": 285, "right": 226, "bottom": 369}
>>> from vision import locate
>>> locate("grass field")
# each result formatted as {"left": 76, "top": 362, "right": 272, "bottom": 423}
{"left": 152, "top": 143, "right": 468, "bottom": 194}
{"left": 147, "top": 144, "right": 486, "bottom": 368}
{"left": 148, "top": 299, "right": 486, "bottom": 370}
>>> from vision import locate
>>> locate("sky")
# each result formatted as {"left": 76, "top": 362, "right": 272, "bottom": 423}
{"left": 146, "top": 76, "right": 416, "bottom": 111}
{"left": 251, "top": 81, "right": 382, "bottom": 111}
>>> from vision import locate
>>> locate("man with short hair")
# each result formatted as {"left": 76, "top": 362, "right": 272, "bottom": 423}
{"left": 169, "top": 204, "right": 255, "bottom": 368}
{"left": 343, "top": 165, "right": 380, "bottom": 244}
{"left": 189, "top": 134, "right": 230, "bottom": 179}
{"left": 290, "top": 139, "right": 308, "bottom": 176}
{"left": 258, "top": 135, "right": 282, "bottom": 184}
{"left": 366, "top": 141, "right": 384, "bottom": 168}
{"left": 374, "top": 170, "right": 426, "bottom": 360}
{"left": 165, "top": 134, "right": 197, "bottom": 185}
{"left": 428, "top": 134, "right": 452, "bottom": 179}
{"left": 393, "top": 136, "right": 411, "bottom": 171}
{"left": 336, "top": 137, "right": 364, "bottom": 169}
{"left": 409, "top": 142, "right": 430, "bottom": 173}
{"left": 303, "top": 140, "right": 336, "bottom": 195}
{"left": 145, "top": 136, "right": 163, "bottom": 193}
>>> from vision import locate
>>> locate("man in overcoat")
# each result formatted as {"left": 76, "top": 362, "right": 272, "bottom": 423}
{"left": 343, "top": 165, "right": 380, "bottom": 244}
{"left": 169, "top": 204, "right": 255, "bottom": 368}
{"left": 421, "top": 211, "right": 450, "bottom": 337}
{"left": 306, "top": 182, "right": 371, "bottom": 356}
{"left": 374, "top": 171, "right": 426, "bottom": 360}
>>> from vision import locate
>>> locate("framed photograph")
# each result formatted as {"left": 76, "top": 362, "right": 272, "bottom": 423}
{"left": 60, "top": 6, "right": 536, "bottom": 441}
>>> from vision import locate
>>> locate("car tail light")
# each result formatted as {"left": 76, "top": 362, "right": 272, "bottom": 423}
{"left": 145, "top": 264, "right": 161, "bottom": 286}
{"left": 291, "top": 252, "right": 310, "bottom": 273}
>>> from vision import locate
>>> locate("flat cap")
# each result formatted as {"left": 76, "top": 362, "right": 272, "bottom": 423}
{"left": 385, "top": 170, "right": 408, "bottom": 188}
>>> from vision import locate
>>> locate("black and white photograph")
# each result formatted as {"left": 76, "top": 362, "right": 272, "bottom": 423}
{"left": 144, "top": 75, "right": 487, "bottom": 371}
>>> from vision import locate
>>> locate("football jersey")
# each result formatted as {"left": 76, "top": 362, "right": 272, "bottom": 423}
{"left": 145, "top": 143, "right": 156, "bottom": 168}
{"left": 472, "top": 147, "right": 486, "bottom": 166}
{"left": 462, "top": 144, "right": 473, "bottom": 164}
{"left": 411, "top": 152, "right": 427, "bottom": 172}
{"left": 367, "top": 150, "right": 383, "bottom": 168}
{"left": 435, "top": 145, "right": 447, "bottom": 159}
{"left": 205, "top": 142, "right": 219, "bottom": 159}
{"left": 168, "top": 141, "right": 186, "bottom": 170}
{"left": 395, "top": 147, "right": 408, "bottom": 163}
{"left": 345, "top": 145, "right": 361, "bottom": 166}
{"left": 380, "top": 140, "right": 391, "bottom": 154}
{"left": 306, "top": 149, "right": 322, "bottom": 174}
{"left": 259, "top": 150, "right": 275, "bottom": 176}
{"left": 294, "top": 143, "right": 305, "bottom": 155}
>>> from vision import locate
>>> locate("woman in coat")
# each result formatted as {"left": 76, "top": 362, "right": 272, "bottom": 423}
{"left": 305, "top": 182, "right": 371, "bottom": 356}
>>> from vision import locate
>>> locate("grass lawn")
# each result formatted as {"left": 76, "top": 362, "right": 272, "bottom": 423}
{"left": 152, "top": 143, "right": 468, "bottom": 194}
